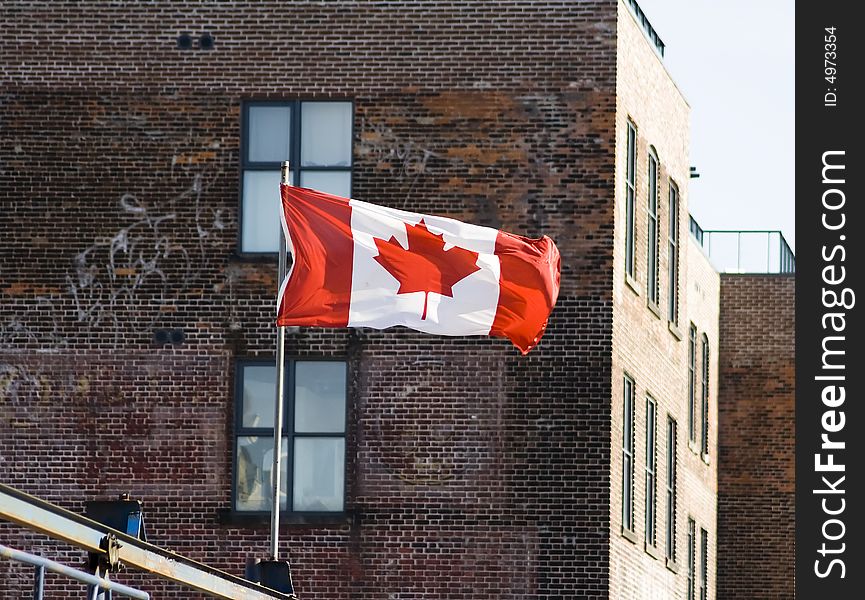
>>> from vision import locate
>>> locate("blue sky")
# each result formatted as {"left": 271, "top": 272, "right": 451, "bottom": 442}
{"left": 636, "top": 0, "right": 795, "bottom": 250}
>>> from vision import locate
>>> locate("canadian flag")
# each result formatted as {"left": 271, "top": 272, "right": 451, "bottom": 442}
{"left": 277, "top": 185, "right": 561, "bottom": 354}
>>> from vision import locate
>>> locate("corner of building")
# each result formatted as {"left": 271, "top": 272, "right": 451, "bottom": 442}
{"left": 609, "top": 0, "right": 704, "bottom": 597}
{"left": 716, "top": 273, "right": 795, "bottom": 599}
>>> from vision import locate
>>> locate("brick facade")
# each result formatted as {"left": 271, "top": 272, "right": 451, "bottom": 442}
{"left": 1, "top": 1, "right": 619, "bottom": 598}
{"left": 680, "top": 241, "right": 720, "bottom": 599}
{"left": 716, "top": 275, "right": 795, "bottom": 599}
{"left": 0, "top": 1, "right": 760, "bottom": 598}
{"left": 609, "top": 4, "right": 719, "bottom": 599}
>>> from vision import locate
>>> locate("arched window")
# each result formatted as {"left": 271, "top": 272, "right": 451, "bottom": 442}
{"left": 668, "top": 180, "right": 680, "bottom": 323}
{"left": 624, "top": 120, "right": 638, "bottom": 278}
{"left": 646, "top": 148, "right": 660, "bottom": 306}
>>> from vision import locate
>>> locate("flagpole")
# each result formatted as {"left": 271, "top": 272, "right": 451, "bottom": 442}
{"left": 270, "top": 160, "right": 290, "bottom": 560}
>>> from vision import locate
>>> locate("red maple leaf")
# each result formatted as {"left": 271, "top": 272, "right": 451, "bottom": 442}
{"left": 373, "top": 219, "right": 482, "bottom": 320}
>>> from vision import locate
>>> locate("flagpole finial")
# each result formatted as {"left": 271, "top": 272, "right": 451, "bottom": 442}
{"left": 281, "top": 161, "right": 290, "bottom": 185}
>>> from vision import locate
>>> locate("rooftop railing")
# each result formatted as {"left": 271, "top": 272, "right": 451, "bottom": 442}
{"left": 626, "top": 0, "right": 666, "bottom": 58}
{"left": 695, "top": 227, "right": 795, "bottom": 274}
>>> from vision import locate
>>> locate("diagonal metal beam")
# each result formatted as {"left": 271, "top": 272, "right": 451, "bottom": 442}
{"left": 0, "top": 483, "right": 294, "bottom": 600}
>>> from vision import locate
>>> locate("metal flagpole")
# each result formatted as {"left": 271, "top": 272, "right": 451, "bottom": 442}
{"left": 270, "top": 160, "right": 290, "bottom": 560}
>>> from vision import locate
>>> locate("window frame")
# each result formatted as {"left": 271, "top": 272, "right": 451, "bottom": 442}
{"left": 622, "top": 374, "right": 636, "bottom": 534}
{"left": 624, "top": 120, "right": 638, "bottom": 279}
{"left": 646, "top": 148, "right": 660, "bottom": 306}
{"left": 699, "top": 527, "right": 708, "bottom": 600}
{"left": 665, "top": 417, "right": 677, "bottom": 563}
{"left": 232, "top": 357, "right": 349, "bottom": 516}
{"left": 645, "top": 395, "right": 657, "bottom": 548}
{"left": 239, "top": 99, "right": 355, "bottom": 256}
{"left": 701, "top": 333, "right": 710, "bottom": 458}
{"left": 667, "top": 180, "right": 680, "bottom": 324}
{"left": 687, "top": 518, "right": 696, "bottom": 600}
{"left": 688, "top": 324, "right": 697, "bottom": 444}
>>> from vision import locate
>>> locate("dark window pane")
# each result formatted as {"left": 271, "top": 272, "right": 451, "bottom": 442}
{"left": 626, "top": 189, "right": 635, "bottom": 275}
{"left": 622, "top": 376, "right": 635, "bottom": 530}
{"left": 688, "top": 325, "right": 697, "bottom": 442}
{"left": 647, "top": 154, "right": 659, "bottom": 304}
{"left": 701, "top": 335, "right": 710, "bottom": 455}
{"left": 687, "top": 519, "right": 696, "bottom": 600}
{"left": 700, "top": 528, "right": 708, "bottom": 599}
{"left": 645, "top": 398, "right": 656, "bottom": 545}
{"left": 666, "top": 418, "right": 677, "bottom": 561}
{"left": 627, "top": 123, "right": 636, "bottom": 184}
{"left": 668, "top": 184, "right": 679, "bottom": 322}
{"left": 625, "top": 122, "right": 637, "bottom": 277}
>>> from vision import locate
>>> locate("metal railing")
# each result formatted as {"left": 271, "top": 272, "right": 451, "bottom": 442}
{"left": 700, "top": 230, "right": 795, "bottom": 274}
{"left": 0, "top": 544, "right": 149, "bottom": 600}
{"left": 0, "top": 483, "right": 295, "bottom": 600}
{"left": 626, "top": 0, "right": 666, "bottom": 57}
{"left": 689, "top": 216, "right": 704, "bottom": 246}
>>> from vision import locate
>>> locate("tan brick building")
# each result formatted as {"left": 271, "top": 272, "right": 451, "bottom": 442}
{"left": 611, "top": 5, "right": 720, "bottom": 598}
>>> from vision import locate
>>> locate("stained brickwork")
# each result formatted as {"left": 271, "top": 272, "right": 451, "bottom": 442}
{"left": 716, "top": 275, "right": 795, "bottom": 600}
{"left": 1, "top": 1, "right": 624, "bottom": 598}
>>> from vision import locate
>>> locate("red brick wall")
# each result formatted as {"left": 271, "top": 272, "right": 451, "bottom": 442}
{"left": 716, "top": 274, "right": 795, "bottom": 600}
{"left": 1, "top": 1, "right": 619, "bottom": 598}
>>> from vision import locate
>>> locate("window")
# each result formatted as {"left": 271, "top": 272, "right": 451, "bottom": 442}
{"left": 668, "top": 181, "right": 680, "bottom": 323}
{"left": 622, "top": 375, "right": 636, "bottom": 532}
{"left": 699, "top": 528, "right": 708, "bottom": 600}
{"left": 241, "top": 101, "right": 353, "bottom": 253}
{"left": 234, "top": 359, "right": 347, "bottom": 513}
{"left": 645, "top": 396, "right": 657, "bottom": 547}
{"left": 687, "top": 518, "right": 696, "bottom": 600}
{"left": 646, "top": 150, "right": 660, "bottom": 305}
{"left": 688, "top": 324, "right": 697, "bottom": 444}
{"left": 701, "top": 334, "right": 710, "bottom": 457}
{"left": 665, "top": 417, "right": 677, "bottom": 562}
{"left": 625, "top": 120, "right": 637, "bottom": 278}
